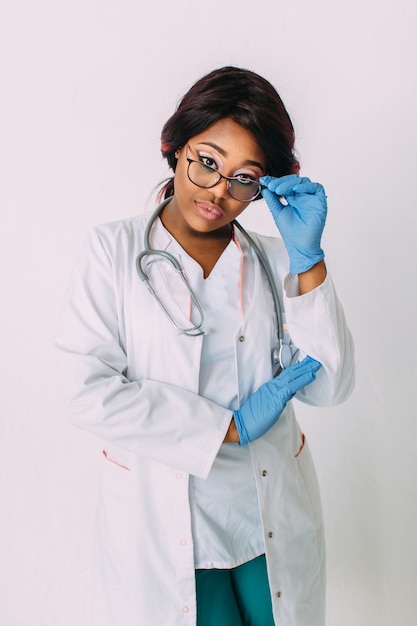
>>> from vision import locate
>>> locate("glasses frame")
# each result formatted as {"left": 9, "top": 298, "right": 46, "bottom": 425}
{"left": 185, "top": 147, "right": 263, "bottom": 202}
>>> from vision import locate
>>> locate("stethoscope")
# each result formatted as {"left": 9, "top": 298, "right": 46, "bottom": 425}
{"left": 135, "top": 198, "right": 293, "bottom": 374}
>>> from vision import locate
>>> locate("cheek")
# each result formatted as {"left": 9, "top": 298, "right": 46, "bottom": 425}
{"left": 173, "top": 160, "right": 193, "bottom": 197}
{"left": 232, "top": 202, "right": 251, "bottom": 219}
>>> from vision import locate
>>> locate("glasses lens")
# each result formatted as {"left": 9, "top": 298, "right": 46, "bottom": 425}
{"left": 229, "top": 179, "right": 260, "bottom": 202}
{"left": 188, "top": 160, "right": 219, "bottom": 188}
{"left": 187, "top": 158, "right": 260, "bottom": 202}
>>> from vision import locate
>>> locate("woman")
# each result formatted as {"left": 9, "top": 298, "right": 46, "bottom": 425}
{"left": 55, "top": 66, "right": 355, "bottom": 626}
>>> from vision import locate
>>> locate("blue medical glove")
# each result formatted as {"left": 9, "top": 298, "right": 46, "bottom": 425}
{"left": 233, "top": 356, "right": 322, "bottom": 446}
{"left": 260, "top": 174, "right": 327, "bottom": 275}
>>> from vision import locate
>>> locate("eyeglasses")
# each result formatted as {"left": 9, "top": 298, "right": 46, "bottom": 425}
{"left": 186, "top": 147, "right": 263, "bottom": 202}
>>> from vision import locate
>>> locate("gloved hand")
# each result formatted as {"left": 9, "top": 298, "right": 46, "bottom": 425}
{"left": 233, "top": 356, "right": 322, "bottom": 445}
{"left": 260, "top": 174, "right": 327, "bottom": 275}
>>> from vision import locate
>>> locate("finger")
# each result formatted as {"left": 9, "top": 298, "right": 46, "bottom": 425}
{"left": 280, "top": 356, "right": 322, "bottom": 378}
{"left": 261, "top": 175, "right": 300, "bottom": 196}
{"left": 292, "top": 181, "right": 326, "bottom": 196}
{"left": 261, "top": 188, "right": 286, "bottom": 213}
{"left": 261, "top": 175, "right": 311, "bottom": 196}
{"left": 261, "top": 174, "right": 299, "bottom": 188}
{"left": 272, "top": 357, "right": 321, "bottom": 387}
{"left": 285, "top": 369, "right": 318, "bottom": 395}
{"left": 299, "top": 355, "right": 322, "bottom": 370}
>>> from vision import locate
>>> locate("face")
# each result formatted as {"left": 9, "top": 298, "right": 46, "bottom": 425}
{"left": 164, "top": 118, "right": 266, "bottom": 238}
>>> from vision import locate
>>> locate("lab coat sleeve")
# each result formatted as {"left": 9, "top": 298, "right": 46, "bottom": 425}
{"left": 55, "top": 228, "right": 232, "bottom": 480}
{"left": 284, "top": 272, "right": 355, "bottom": 406}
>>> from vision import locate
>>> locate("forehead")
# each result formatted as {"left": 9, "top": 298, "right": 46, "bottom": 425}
{"left": 189, "top": 118, "right": 266, "bottom": 168}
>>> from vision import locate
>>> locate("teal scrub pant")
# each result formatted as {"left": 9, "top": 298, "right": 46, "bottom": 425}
{"left": 195, "top": 554, "right": 275, "bottom": 626}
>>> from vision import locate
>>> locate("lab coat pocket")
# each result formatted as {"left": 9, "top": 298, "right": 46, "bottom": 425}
{"left": 293, "top": 433, "right": 323, "bottom": 529}
{"left": 97, "top": 448, "right": 131, "bottom": 555}
{"left": 102, "top": 449, "right": 131, "bottom": 471}
{"left": 295, "top": 432, "right": 306, "bottom": 458}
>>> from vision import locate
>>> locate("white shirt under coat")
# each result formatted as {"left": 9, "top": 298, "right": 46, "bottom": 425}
{"left": 166, "top": 230, "right": 265, "bottom": 569}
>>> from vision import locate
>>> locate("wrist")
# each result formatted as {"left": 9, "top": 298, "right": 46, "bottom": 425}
{"left": 288, "top": 248, "right": 324, "bottom": 276}
{"left": 224, "top": 417, "right": 240, "bottom": 443}
{"left": 298, "top": 260, "right": 327, "bottom": 294}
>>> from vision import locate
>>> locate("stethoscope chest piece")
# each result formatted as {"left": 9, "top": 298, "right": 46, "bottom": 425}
{"left": 272, "top": 343, "right": 293, "bottom": 373}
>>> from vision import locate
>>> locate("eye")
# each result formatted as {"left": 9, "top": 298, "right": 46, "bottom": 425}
{"left": 199, "top": 155, "right": 218, "bottom": 170}
{"left": 235, "top": 172, "right": 258, "bottom": 186}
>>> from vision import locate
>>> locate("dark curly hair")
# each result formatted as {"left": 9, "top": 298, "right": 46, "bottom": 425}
{"left": 159, "top": 66, "right": 299, "bottom": 199}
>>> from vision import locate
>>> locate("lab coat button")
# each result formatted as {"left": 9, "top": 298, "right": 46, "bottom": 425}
{"left": 180, "top": 538, "right": 187, "bottom": 546}
{"left": 182, "top": 605, "right": 189, "bottom": 613}
{"left": 262, "top": 470, "right": 268, "bottom": 476}
{"left": 238, "top": 335, "right": 245, "bottom": 342}
{"left": 268, "top": 531, "right": 274, "bottom": 538}
{"left": 175, "top": 472, "right": 182, "bottom": 480}
{"left": 276, "top": 591, "right": 282, "bottom": 598}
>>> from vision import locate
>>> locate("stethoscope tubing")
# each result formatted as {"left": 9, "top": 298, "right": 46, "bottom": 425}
{"left": 135, "top": 198, "right": 291, "bottom": 369}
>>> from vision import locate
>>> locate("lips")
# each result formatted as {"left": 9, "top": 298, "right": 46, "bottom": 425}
{"left": 194, "top": 200, "right": 224, "bottom": 221}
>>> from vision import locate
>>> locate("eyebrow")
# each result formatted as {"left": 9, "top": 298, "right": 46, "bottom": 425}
{"left": 196, "top": 141, "right": 265, "bottom": 171}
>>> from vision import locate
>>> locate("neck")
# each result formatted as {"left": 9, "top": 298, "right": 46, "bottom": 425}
{"left": 160, "top": 203, "right": 233, "bottom": 278}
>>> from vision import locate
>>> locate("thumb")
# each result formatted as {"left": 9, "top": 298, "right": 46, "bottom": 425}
{"left": 261, "top": 188, "right": 285, "bottom": 217}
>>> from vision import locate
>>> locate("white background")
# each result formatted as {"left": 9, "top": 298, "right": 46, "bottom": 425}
{"left": 1, "top": 1, "right": 416, "bottom": 624}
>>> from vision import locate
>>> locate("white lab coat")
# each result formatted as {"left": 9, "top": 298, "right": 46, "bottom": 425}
{"left": 55, "top": 209, "right": 355, "bottom": 626}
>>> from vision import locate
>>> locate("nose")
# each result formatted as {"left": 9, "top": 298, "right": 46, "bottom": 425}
{"left": 211, "top": 176, "right": 230, "bottom": 200}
